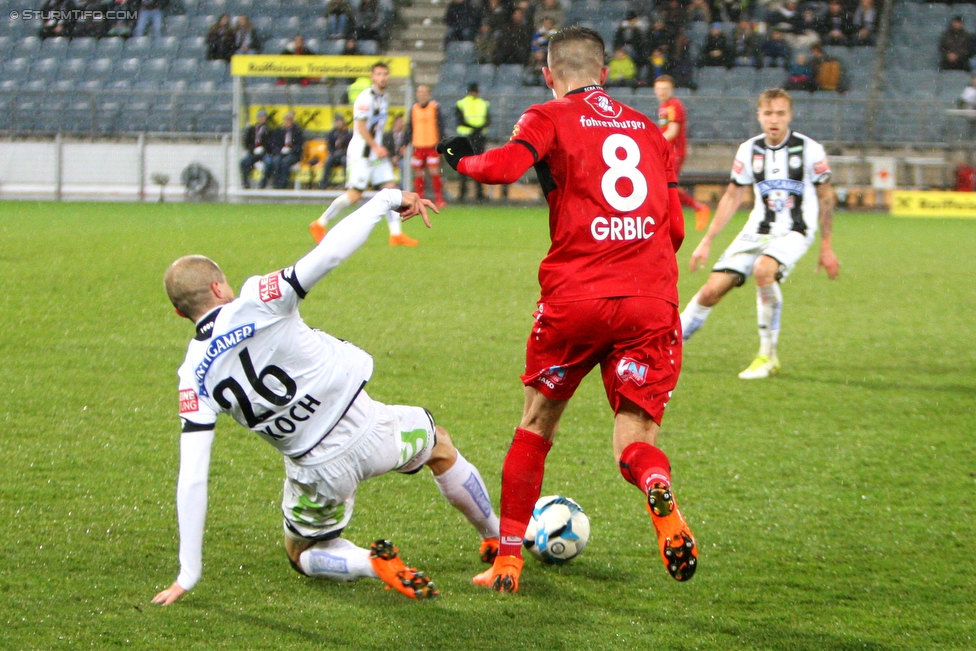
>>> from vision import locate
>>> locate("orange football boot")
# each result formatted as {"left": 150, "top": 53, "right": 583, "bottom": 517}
{"left": 389, "top": 233, "right": 419, "bottom": 247}
{"left": 309, "top": 220, "right": 326, "bottom": 244}
{"left": 694, "top": 205, "right": 711, "bottom": 231}
{"left": 473, "top": 554, "right": 523, "bottom": 593}
{"left": 369, "top": 539, "right": 439, "bottom": 599}
{"left": 479, "top": 538, "right": 500, "bottom": 564}
{"left": 646, "top": 483, "right": 698, "bottom": 581}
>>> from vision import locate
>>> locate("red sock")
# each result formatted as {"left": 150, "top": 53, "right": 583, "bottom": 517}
{"left": 499, "top": 428, "right": 553, "bottom": 558}
{"left": 618, "top": 442, "right": 671, "bottom": 495}
{"left": 677, "top": 187, "right": 701, "bottom": 210}
{"left": 432, "top": 174, "right": 444, "bottom": 202}
{"left": 414, "top": 174, "right": 425, "bottom": 197}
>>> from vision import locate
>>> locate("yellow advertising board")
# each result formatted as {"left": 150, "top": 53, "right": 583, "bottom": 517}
{"left": 231, "top": 55, "right": 412, "bottom": 79}
{"left": 246, "top": 105, "right": 405, "bottom": 132}
{"left": 891, "top": 190, "right": 976, "bottom": 218}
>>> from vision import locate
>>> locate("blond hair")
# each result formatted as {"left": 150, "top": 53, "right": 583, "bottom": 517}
{"left": 758, "top": 88, "right": 793, "bottom": 110}
{"left": 547, "top": 26, "right": 606, "bottom": 81}
{"left": 164, "top": 255, "right": 224, "bottom": 320}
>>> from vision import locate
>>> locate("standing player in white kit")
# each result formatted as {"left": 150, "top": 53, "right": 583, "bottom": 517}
{"left": 153, "top": 190, "right": 499, "bottom": 605}
{"left": 309, "top": 62, "right": 419, "bottom": 247}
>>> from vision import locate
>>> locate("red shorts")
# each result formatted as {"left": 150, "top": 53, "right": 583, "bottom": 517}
{"left": 411, "top": 147, "right": 440, "bottom": 169}
{"left": 521, "top": 297, "right": 682, "bottom": 424}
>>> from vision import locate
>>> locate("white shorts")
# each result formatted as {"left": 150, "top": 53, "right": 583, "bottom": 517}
{"left": 281, "top": 391, "right": 436, "bottom": 542}
{"left": 713, "top": 230, "right": 815, "bottom": 283}
{"left": 346, "top": 155, "right": 396, "bottom": 191}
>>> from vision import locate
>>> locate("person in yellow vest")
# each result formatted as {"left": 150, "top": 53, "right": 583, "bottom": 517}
{"left": 402, "top": 84, "right": 447, "bottom": 208}
{"left": 455, "top": 82, "right": 491, "bottom": 201}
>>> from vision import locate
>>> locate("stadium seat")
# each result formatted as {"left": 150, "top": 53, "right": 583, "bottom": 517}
{"left": 445, "top": 41, "right": 475, "bottom": 64}
{"left": 726, "top": 67, "right": 757, "bottom": 95}
{"left": 252, "top": 16, "right": 275, "bottom": 35}
{"left": 52, "top": 79, "right": 77, "bottom": 92}
{"left": 181, "top": 36, "right": 207, "bottom": 59}
{"left": 125, "top": 36, "right": 153, "bottom": 55}
{"left": 208, "top": 0, "right": 228, "bottom": 14}
{"left": 0, "top": 36, "right": 12, "bottom": 60}
{"left": 697, "top": 67, "right": 727, "bottom": 94}
{"left": 281, "top": 16, "right": 302, "bottom": 35}
{"left": 95, "top": 38, "right": 125, "bottom": 58}
{"left": 358, "top": 40, "right": 378, "bottom": 55}
{"left": 31, "top": 58, "right": 60, "bottom": 83}
{"left": 323, "top": 39, "right": 345, "bottom": 54}
{"left": 84, "top": 58, "right": 115, "bottom": 82}
{"left": 2, "top": 57, "right": 31, "bottom": 83}
{"left": 495, "top": 64, "right": 523, "bottom": 89}
{"left": 167, "top": 15, "right": 190, "bottom": 37}
{"left": 96, "top": 100, "right": 123, "bottom": 133}
{"left": 60, "top": 57, "right": 87, "bottom": 80}
{"left": 939, "top": 70, "right": 971, "bottom": 99}
{"left": 466, "top": 64, "right": 496, "bottom": 89}
{"left": 121, "top": 58, "right": 143, "bottom": 80}
{"left": 142, "top": 58, "right": 171, "bottom": 83}
{"left": 195, "top": 14, "right": 216, "bottom": 34}
{"left": 200, "top": 59, "right": 228, "bottom": 82}
{"left": 306, "top": 38, "right": 322, "bottom": 53}
{"left": 440, "top": 62, "right": 467, "bottom": 84}
{"left": 120, "top": 101, "right": 153, "bottom": 132}
{"left": 13, "top": 36, "right": 41, "bottom": 58}
{"left": 152, "top": 36, "right": 182, "bottom": 57}
{"left": 171, "top": 58, "right": 200, "bottom": 80}
{"left": 40, "top": 37, "right": 70, "bottom": 57}
{"left": 68, "top": 37, "right": 97, "bottom": 56}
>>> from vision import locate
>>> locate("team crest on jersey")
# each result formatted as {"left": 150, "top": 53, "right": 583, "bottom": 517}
{"left": 259, "top": 272, "right": 282, "bottom": 302}
{"left": 789, "top": 155, "right": 802, "bottom": 169}
{"left": 179, "top": 389, "right": 199, "bottom": 414}
{"left": 616, "top": 357, "right": 648, "bottom": 386}
{"left": 753, "top": 154, "right": 764, "bottom": 174}
{"left": 584, "top": 91, "right": 623, "bottom": 119}
{"left": 814, "top": 159, "right": 830, "bottom": 175}
{"left": 732, "top": 159, "right": 744, "bottom": 175}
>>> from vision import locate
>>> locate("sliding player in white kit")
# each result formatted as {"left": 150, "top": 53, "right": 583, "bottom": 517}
{"left": 153, "top": 190, "right": 499, "bottom": 606}
{"left": 309, "top": 62, "right": 418, "bottom": 247}
{"left": 680, "top": 89, "right": 840, "bottom": 379}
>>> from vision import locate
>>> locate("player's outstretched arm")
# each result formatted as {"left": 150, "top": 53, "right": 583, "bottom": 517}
{"left": 816, "top": 181, "right": 840, "bottom": 279}
{"left": 690, "top": 183, "right": 749, "bottom": 271}
{"left": 152, "top": 429, "right": 215, "bottom": 605}
{"left": 437, "top": 137, "right": 535, "bottom": 185}
{"left": 294, "top": 190, "right": 437, "bottom": 291}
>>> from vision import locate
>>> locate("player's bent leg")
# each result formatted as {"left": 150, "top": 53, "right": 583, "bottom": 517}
{"left": 426, "top": 427, "right": 501, "bottom": 562}
{"left": 287, "top": 534, "right": 380, "bottom": 582}
{"left": 680, "top": 272, "right": 739, "bottom": 342}
{"left": 614, "top": 399, "right": 697, "bottom": 582}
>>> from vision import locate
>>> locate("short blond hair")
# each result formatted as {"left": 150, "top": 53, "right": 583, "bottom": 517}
{"left": 164, "top": 255, "right": 224, "bottom": 319}
{"left": 547, "top": 26, "right": 606, "bottom": 81}
{"left": 758, "top": 88, "right": 793, "bottom": 110}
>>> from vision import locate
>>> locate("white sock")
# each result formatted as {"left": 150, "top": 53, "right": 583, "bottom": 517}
{"left": 756, "top": 283, "right": 783, "bottom": 357}
{"left": 680, "top": 292, "right": 713, "bottom": 342}
{"left": 386, "top": 209, "right": 402, "bottom": 236}
{"left": 299, "top": 537, "right": 377, "bottom": 582}
{"left": 317, "top": 193, "right": 354, "bottom": 226}
{"left": 433, "top": 452, "right": 500, "bottom": 540}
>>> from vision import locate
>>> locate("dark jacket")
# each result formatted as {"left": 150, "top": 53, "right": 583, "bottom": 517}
{"left": 270, "top": 124, "right": 305, "bottom": 156}
{"left": 243, "top": 122, "right": 273, "bottom": 154}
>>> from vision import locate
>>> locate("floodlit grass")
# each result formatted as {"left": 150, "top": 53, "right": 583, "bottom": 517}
{"left": 0, "top": 200, "right": 973, "bottom": 650}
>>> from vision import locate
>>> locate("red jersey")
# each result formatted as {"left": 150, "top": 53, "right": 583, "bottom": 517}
{"left": 657, "top": 97, "right": 687, "bottom": 162}
{"left": 459, "top": 85, "right": 682, "bottom": 305}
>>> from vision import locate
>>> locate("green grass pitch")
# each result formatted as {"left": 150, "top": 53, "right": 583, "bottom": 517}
{"left": 0, "top": 200, "right": 973, "bottom": 650}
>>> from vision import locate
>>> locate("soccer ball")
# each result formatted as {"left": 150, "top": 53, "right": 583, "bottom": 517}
{"left": 523, "top": 495, "right": 590, "bottom": 564}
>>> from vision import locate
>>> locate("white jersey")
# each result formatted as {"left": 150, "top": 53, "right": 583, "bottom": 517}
{"left": 348, "top": 86, "right": 389, "bottom": 162}
{"left": 729, "top": 131, "right": 831, "bottom": 238}
{"left": 177, "top": 270, "right": 373, "bottom": 458}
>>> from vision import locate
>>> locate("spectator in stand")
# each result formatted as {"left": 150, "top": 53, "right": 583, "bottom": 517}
{"left": 325, "top": 0, "right": 355, "bottom": 40}
{"left": 444, "top": 0, "right": 481, "bottom": 44}
{"left": 851, "top": 0, "right": 877, "bottom": 47}
{"left": 767, "top": 0, "right": 800, "bottom": 36}
{"left": 940, "top": 16, "right": 972, "bottom": 72}
{"left": 715, "top": 0, "right": 744, "bottom": 24}
{"left": 645, "top": 19, "right": 671, "bottom": 60}
{"left": 645, "top": 46, "right": 668, "bottom": 83}
{"left": 661, "top": 0, "right": 686, "bottom": 39}
{"left": 534, "top": 0, "right": 563, "bottom": 30}
{"left": 614, "top": 11, "right": 647, "bottom": 62}
{"left": 958, "top": 74, "right": 976, "bottom": 108}
{"left": 763, "top": 29, "right": 791, "bottom": 68}
{"left": 270, "top": 111, "right": 306, "bottom": 189}
{"left": 820, "top": 0, "right": 853, "bottom": 47}
{"left": 474, "top": 22, "right": 497, "bottom": 64}
{"left": 485, "top": 0, "right": 509, "bottom": 35}
{"left": 383, "top": 114, "right": 408, "bottom": 185}
{"left": 39, "top": 0, "right": 75, "bottom": 39}
{"left": 355, "top": 0, "right": 391, "bottom": 46}
{"left": 697, "top": 23, "right": 733, "bottom": 68}
{"left": 341, "top": 38, "right": 359, "bottom": 56}
{"left": 319, "top": 114, "right": 353, "bottom": 189}
{"left": 666, "top": 30, "right": 697, "bottom": 89}
{"left": 524, "top": 48, "right": 547, "bottom": 86}
{"left": 207, "top": 14, "right": 236, "bottom": 61}
{"left": 607, "top": 47, "right": 638, "bottom": 87}
{"left": 732, "top": 19, "right": 762, "bottom": 68}
{"left": 793, "top": 8, "right": 822, "bottom": 49}
{"left": 133, "top": 0, "right": 165, "bottom": 39}
{"left": 810, "top": 44, "right": 844, "bottom": 91}
{"left": 241, "top": 109, "right": 272, "bottom": 189}
{"left": 234, "top": 15, "right": 261, "bottom": 55}
{"left": 784, "top": 52, "right": 814, "bottom": 91}
{"left": 106, "top": 0, "right": 137, "bottom": 37}
{"left": 533, "top": 16, "right": 558, "bottom": 54}
{"left": 279, "top": 35, "right": 316, "bottom": 86}
{"left": 686, "top": 0, "right": 712, "bottom": 24}
{"left": 494, "top": 7, "right": 533, "bottom": 66}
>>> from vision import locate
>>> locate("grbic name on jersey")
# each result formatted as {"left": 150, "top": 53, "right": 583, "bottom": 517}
{"left": 591, "top": 216, "right": 656, "bottom": 241}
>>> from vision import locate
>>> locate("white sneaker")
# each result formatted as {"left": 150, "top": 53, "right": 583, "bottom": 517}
{"left": 738, "top": 354, "right": 781, "bottom": 379}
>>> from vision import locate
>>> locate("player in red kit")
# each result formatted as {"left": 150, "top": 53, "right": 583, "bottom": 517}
{"left": 437, "top": 26, "right": 697, "bottom": 592}
{"left": 654, "top": 75, "right": 712, "bottom": 231}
